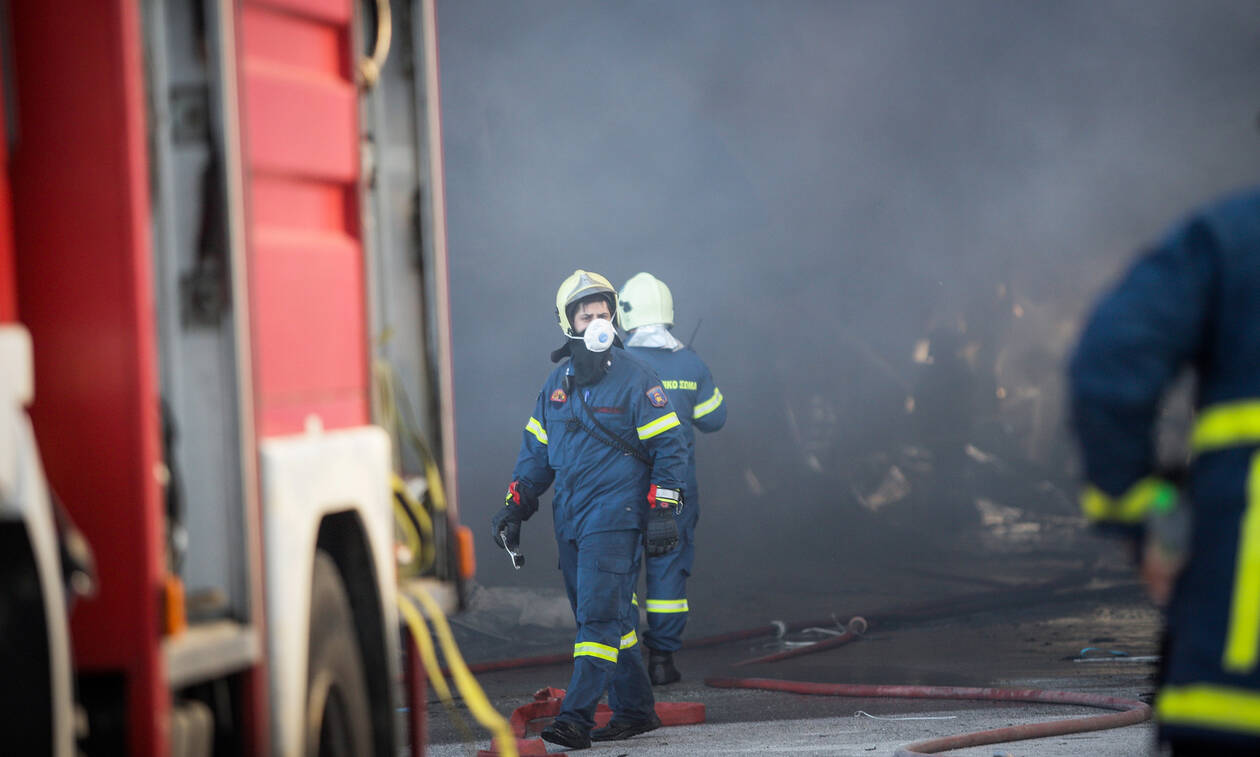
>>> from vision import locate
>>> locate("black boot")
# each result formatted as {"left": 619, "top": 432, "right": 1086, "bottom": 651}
{"left": 591, "top": 713, "right": 661, "bottom": 742}
{"left": 648, "top": 649, "right": 681, "bottom": 685}
{"left": 539, "top": 719, "right": 591, "bottom": 750}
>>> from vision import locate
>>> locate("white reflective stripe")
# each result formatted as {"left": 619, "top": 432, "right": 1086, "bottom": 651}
{"left": 653, "top": 487, "right": 681, "bottom": 505}
{"left": 620, "top": 630, "right": 638, "bottom": 649}
{"left": 525, "top": 416, "right": 548, "bottom": 445}
{"left": 573, "top": 641, "right": 619, "bottom": 662}
{"left": 637, "top": 411, "right": 680, "bottom": 440}
{"left": 693, "top": 388, "right": 723, "bottom": 419}
{"left": 646, "top": 598, "right": 689, "bottom": 614}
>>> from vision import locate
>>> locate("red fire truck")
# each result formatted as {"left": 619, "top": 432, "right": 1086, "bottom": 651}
{"left": 0, "top": 1, "right": 471, "bottom": 754}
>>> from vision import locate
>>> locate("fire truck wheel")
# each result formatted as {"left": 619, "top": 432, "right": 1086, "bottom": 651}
{"left": 305, "top": 551, "right": 374, "bottom": 757}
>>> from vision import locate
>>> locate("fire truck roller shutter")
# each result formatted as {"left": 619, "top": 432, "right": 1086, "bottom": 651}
{"left": 305, "top": 551, "right": 373, "bottom": 757}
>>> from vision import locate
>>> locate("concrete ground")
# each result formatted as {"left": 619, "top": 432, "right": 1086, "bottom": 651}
{"left": 417, "top": 576, "right": 1164, "bottom": 756}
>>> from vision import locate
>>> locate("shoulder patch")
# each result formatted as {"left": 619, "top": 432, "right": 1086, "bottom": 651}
{"left": 550, "top": 388, "right": 568, "bottom": 404}
{"left": 646, "top": 385, "right": 669, "bottom": 408}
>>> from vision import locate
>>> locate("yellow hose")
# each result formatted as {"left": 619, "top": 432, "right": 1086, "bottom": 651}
{"left": 383, "top": 357, "right": 448, "bottom": 512}
{"left": 402, "top": 588, "right": 518, "bottom": 757}
{"left": 392, "top": 473, "right": 435, "bottom": 574}
{"left": 371, "top": 360, "right": 401, "bottom": 467}
{"left": 379, "top": 355, "right": 502, "bottom": 749}
{"left": 422, "top": 455, "right": 448, "bottom": 512}
{"left": 377, "top": 354, "right": 447, "bottom": 577}
{"left": 396, "top": 594, "right": 454, "bottom": 704}
{"left": 373, "top": 356, "right": 447, "bottom": 513}
{"left": 396, "top": 593, "right": 478, "bottom": 745}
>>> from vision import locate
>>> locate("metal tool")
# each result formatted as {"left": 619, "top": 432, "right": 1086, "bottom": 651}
{"left": 500, "top": 530, "right": 524, "bottom": 569}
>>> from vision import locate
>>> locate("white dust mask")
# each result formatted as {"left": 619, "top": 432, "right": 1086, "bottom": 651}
{"left": 583, "top": 318, "right": 615, "bottom": 353}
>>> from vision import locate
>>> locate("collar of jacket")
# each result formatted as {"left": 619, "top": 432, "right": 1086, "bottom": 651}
{"left": 626, "top": 323, "right": 683, "bottom": 351}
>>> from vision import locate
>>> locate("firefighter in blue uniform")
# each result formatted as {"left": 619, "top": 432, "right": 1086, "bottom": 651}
{"left": 617, "top": 272, "right": 726, "bottom": 685}
{"left": 492, "top": 270, "right": 690, "bottom": 749}
{"left": 1068, "top": 185, "right": 1260, "bottom": 754}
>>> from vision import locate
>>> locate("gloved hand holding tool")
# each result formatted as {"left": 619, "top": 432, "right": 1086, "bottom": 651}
{"left": 492, "top": 481, "right": 537, "bottom": 569}
{"left": 645, "top": 484, "right": 683, "bottom": 557}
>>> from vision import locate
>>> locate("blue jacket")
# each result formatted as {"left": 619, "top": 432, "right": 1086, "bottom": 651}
{"left": 513, "top": 346, "right": 690, "bottom": 542}
{"left": 624, "top": 345, "right": 726, "bottom": 500}
{"left": 1068, "top": 185, "right": 1260, "bottom": 743}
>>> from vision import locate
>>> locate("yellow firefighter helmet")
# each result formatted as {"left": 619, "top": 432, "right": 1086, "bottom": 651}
{"left": 555, "top": 269, "right": 618, "bottom": 335}
{"left": 617, "top": 272, "right": 674, "bottom": 332}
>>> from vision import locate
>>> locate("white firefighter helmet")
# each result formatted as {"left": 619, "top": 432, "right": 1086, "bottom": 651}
{"left": 617, "top": 272, "right": 674, "bottom": 332}
{"left": 555, "top": 269, "right": 618, "bottom": 335}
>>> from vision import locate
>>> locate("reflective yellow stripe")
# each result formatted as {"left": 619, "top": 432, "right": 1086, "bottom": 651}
{"left": 1192, "top": 400, "right": 1260, "bottom": 453}
{"left": 573, "top": 641, "right": 618, "bottom": 662}
{"left": 646, "top": 598, "right": 689, "bottom": 614}
{"left": 620, "top": 630, "right": 638, "bottom": 649}
{"left": 693, "top": 388, "right": 723, "bottom": 419}
{"left": 1079, "top": 478, "right": 1174, "bottom": 524}
{"left": 632, "top": 592, "right": 638, "bottom": 607}
{"left": 637, "top": 411, "right": 680, "bottom": 440}
{"left": 1157, "top": 684, "right": 1260, "bottom": 735}
{"left": 1224, "top": 451, "right": 1260, "bottom": 672}
{"left": 525, "top": 416, "right": 548, "bottom": 445}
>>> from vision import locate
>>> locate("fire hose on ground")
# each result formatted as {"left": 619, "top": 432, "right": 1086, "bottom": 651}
{"left": 457, "top": 574, "right": 1153, "bottom": 755}
{"left": 704, "top": 677, "right": 1150, "bottom": 756}
{"left": 473, "top": 636, "right": 1151, "bottom": 756}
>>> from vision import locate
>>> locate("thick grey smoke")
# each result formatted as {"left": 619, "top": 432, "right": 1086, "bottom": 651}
{"left": 436, "top": 0, "right": 1260, "bottom": 632}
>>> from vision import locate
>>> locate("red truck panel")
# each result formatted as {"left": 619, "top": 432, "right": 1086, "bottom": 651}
{"left": 242, "top": 65, "right": 357, "bottom": 181}
{"left": 239, "top": 0, "right": 367, "bottom": 437}
{"left": 9, "top": 1, "right": 166, "bottom": 754}
{"left": 0, "top": 58, "right": 13, "bottom": 324}
{"left": 251, "top": 229, "right": 367, "bottom": 436}
{"left": 250, "top": 0, "right": 351, "bottom": 24}
{"left": 242, "top": 5, "right": 348, "bottom": 74}
{"left": 252, "top": 176, "right": 350, "bottom": 232}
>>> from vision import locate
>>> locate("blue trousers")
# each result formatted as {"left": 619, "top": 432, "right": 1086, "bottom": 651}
{"left": 643, "top": 503, "right": 697, "bottom": 653}
{"left": 555, "top": 529, "right": 655, "bottom": 731}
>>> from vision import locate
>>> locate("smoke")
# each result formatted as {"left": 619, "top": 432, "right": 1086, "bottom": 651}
{"left": 436, "top": 0, "right": 1260, "bottom": 635}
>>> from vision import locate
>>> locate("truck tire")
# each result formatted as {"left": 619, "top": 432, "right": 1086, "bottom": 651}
{"left": 305, "top": 551, "right": 373, "bottom": 757}
{"left": 0, "top": 523, "right": 52, "bottom": 754}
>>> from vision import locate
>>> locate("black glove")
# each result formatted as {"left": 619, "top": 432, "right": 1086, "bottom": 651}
{"left": 645, "top": 506, "right": 679, "bottom": 556}
{"left": 492, "top": 481, "right": 536, "bottom": 550}
{"left": 645, "top": 485, "right": 683, "bottom": 557}
{"left": 491, "top": 506, "right": 522, "bottom": 550}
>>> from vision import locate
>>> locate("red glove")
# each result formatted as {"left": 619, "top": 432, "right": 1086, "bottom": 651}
{"left": 505, "top": 480, "right": 539, "bottom": 518}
